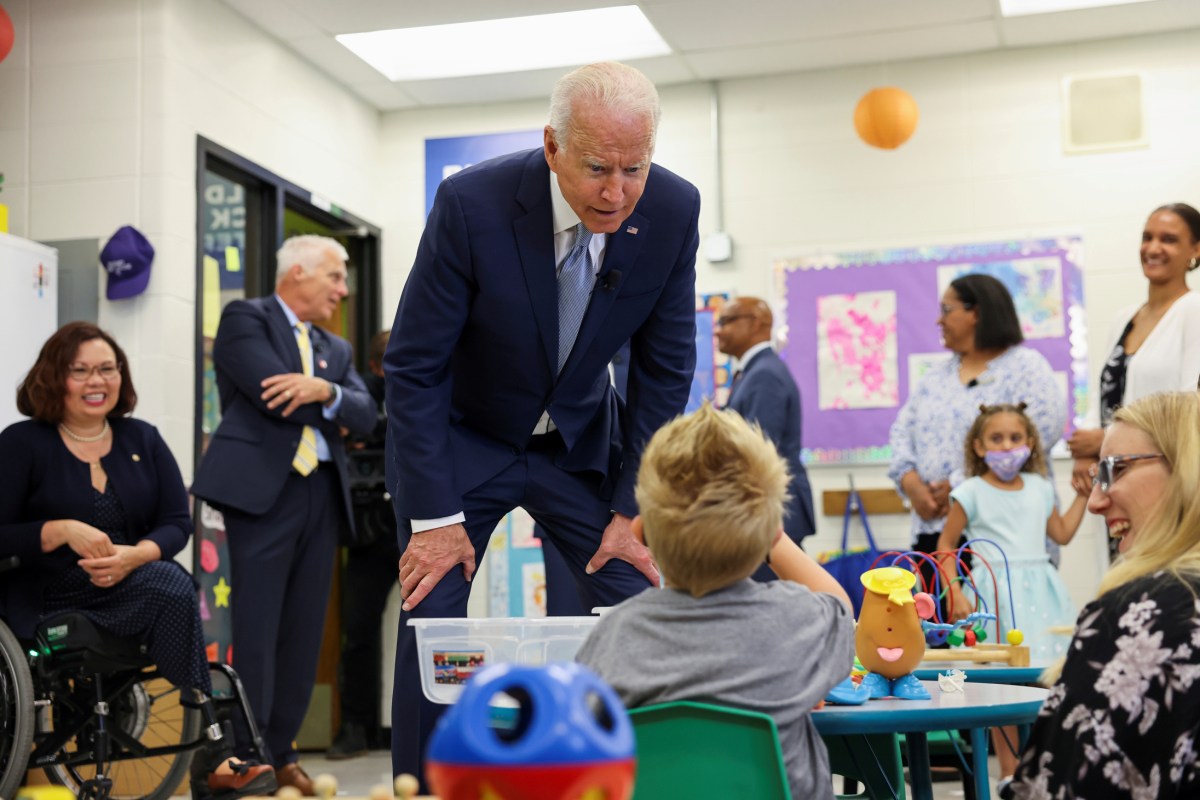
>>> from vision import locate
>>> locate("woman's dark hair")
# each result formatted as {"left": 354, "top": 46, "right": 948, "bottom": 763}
{"left": 1152, "top": 203, "right": 1200, "bottom": 244}
{"left": 16, "top": 321, "right": 137, "bottom": 423}
{"left": 949, "top": 273, "right": 1023, "bottom": 351}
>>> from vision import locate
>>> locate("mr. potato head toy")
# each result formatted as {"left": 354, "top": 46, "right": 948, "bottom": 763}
{"left": 856, "top": 567, "right": 936, "bottom": 700}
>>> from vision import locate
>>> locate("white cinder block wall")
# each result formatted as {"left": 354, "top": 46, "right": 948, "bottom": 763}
{"left": 3, "top": 3, "right": 1199, "bottom": 608}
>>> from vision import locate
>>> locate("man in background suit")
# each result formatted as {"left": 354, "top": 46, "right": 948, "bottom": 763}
{"left": 192, "top": 235, "right": 374, "bottom": 793}
{"left": 717, "top": 297, "right": 816, "bottom": 570}
{"left": 384, "top": 61, "right": 700, "bottom": 785}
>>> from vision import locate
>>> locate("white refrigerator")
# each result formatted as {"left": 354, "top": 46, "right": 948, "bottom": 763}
{"left": 0, "top": 232, "right": 58, "bottom": 431}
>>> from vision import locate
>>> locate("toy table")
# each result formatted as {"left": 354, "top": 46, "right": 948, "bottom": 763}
{"left": 914, "top": 661, "right": 1048, "bottom": 685}
{"left": 813, "top": 680, "right": 1047, "bottom": 800}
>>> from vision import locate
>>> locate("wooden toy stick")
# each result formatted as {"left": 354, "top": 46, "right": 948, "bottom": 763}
{"left": 920, "top": 644, "right": 1030, "bottom": 667}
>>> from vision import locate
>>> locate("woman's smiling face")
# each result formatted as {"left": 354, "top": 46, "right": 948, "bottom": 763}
{"left": 1087, "top": 421, "right": 1170, "bottom": 554}
{"left": 62, "top": 338, "right": 121, "bottom": 427}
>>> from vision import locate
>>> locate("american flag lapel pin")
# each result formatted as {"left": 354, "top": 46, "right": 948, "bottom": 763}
{"left": 625, "top": 225, "right": 638, "bottom": 235}
{"left": 318, "top": 359, "right": 328, "bottom": 369}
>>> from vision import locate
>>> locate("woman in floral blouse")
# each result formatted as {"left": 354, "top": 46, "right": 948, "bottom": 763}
{"left": 1011, "top": 390, "right": 1200, "bottom": 799}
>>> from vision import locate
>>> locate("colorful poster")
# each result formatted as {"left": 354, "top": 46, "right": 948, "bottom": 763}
{"left": 196, "top": 501, "right": 233, "bottom": 665}
{"left": 522, "top": 562, "right": 548, "bottom": 618}
{"left": 694, "top": 293, "right": 734, "bottom": 410}
{"left": 777, "top": 236, "right": 1087, "bottom": 465}
{"left": 935, "top": 256, "right": 1066, "bottom": 339}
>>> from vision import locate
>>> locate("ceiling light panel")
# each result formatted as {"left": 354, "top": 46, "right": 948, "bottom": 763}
{"left": 337, "top": 5, "right": 672, "bottom": 81}
{"left": 998, "top": 0, "right": 1159, "bottom": 17}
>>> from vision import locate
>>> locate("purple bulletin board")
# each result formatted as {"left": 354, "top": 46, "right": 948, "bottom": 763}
{"left": 776, "top": 236, "right": 1087, "bottom": 465}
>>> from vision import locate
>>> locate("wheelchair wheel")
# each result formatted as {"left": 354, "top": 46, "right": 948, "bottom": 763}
{"left": 45, "top": 673, "right": 202, "bottom": 800}
{"left": 0, "top": 620, "right": 35, "bottom": 800}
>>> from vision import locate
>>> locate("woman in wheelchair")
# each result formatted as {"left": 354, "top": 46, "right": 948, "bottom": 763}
{"left": 0, "top": 322, "right": 275, "bottom": 798}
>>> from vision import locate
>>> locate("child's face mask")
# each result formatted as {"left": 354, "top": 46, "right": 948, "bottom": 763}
{"left": 984, "top": 446, "right": 1031, "bottom": 482}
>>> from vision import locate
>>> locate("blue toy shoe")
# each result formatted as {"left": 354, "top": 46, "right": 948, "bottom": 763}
{"left": 889, "top": 673, "right": 931, "bottom": 700}
{"left": 860, "top": 672, "right": 891, "bottom": 699}
{"left": 825, "top": 677, "right": 870, "bottom": 705}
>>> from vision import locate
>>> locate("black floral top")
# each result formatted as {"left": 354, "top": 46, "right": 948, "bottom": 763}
{"left": 1011, "top": 572, "right": 1200, "bottom": 799}
{"left": 1098, "top": 318, "right": 1135, "bottom": 427}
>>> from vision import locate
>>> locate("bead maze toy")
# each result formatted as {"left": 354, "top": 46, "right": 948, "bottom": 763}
{"left": 873, "top": 539, "right": 1031, "bottom": 668}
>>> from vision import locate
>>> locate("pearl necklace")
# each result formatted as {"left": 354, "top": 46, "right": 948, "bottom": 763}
{"left": 60, "top": 419, "right": 110, "bottom": 443}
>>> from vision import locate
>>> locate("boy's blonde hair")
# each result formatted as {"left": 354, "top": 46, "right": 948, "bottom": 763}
{"left": 962, "top": 402, "right": 1047, "bottom": 478}
{"left": 635, "top": 403, "right": 790, "bottom": 597}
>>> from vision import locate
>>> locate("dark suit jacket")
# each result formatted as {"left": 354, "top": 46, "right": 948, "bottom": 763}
{"left": 191, "top": 296, "right": 375, "bottom": 535}
{"left": 385, "top": 148, "right": 700, "bottom": 521}
{"left": 727, "top": 348, "right": 816, "bottom": 543}
{"left": 0, "top": 418, "right": 192, "bottom": 637}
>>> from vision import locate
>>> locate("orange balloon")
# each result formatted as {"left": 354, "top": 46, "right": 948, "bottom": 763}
{"left": 0, "top": 4, "right": 12, "bottom": 65}
{"left": 854, "top": 87, "right": 919, "bottom": 150}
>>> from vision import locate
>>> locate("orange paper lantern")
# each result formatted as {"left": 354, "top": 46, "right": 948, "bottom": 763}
{"left": 854, "top": 87, "right": 919, "bottom": 150}
{"left": 0, "top": 4, "right": 12, "bottom": 65}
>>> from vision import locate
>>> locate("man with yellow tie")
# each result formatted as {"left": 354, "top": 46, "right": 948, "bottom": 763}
{"left": 193, "top": 235, "right": 374, "bottom": 793}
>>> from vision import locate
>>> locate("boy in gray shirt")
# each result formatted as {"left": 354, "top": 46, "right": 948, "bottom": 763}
{"left": 576, "top": 403, "right": 855, "bottom": 800}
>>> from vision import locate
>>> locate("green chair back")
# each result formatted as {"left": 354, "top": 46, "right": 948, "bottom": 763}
{"left": 628, "top": 701, "right": 792, "bottom": 800}
{"left": 825, "top": 732, "right": 907, "bottom": 800}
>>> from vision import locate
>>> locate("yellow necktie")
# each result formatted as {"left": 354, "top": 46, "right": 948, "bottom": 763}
{"left": 291, "top": 323, "right": 318, "bottom": 476}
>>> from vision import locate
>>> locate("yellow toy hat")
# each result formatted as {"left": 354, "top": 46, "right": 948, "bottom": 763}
{"left": 861, "top": 567, "right": 916, "bottom": 606}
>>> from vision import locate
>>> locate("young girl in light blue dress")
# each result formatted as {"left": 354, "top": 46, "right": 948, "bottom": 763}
{"left": 936, "top": 402, "right": 1088, "bottom": 789}
{"left": 937, "top": 402, "right": 1087, "bottom": 660}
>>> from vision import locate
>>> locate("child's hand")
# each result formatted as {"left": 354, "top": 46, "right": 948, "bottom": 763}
{"left": 1071, "top": 458, "right": 1095, "bottom": 497}
{"left": 948, "top": 586, "right": 973, "bottom": 622}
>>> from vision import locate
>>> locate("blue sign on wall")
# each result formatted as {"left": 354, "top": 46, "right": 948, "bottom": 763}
{"left": 425, "top": 130, "right": 543, "bottom": 218}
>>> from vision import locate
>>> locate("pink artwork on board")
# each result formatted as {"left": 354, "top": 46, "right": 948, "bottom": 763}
{"left": 817, "top": 291, "right": 899, "bottom": 411}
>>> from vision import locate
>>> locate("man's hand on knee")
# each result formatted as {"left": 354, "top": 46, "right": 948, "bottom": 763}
{"left": 398, "top": 523, "right": 475, "bottom": 611}
{"left": 586, "top": 513, "right": 660, "bottom": 587}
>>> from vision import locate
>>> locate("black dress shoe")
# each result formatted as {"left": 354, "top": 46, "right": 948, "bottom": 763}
{"left": 325, "top": 722, "right": 370, "bottom": 760}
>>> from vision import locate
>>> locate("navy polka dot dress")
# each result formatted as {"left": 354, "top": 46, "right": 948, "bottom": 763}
{"left": 42, "top": 483, "right": 211, "bottom": 693}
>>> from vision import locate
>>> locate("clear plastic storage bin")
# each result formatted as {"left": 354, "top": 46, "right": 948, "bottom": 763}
{"left": 408, "top": 616, "right": 599, "bottom": 704}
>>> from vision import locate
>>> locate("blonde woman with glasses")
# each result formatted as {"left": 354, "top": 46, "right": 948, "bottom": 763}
{"left": 1008, "top": 391, "right": 1200, "bottom": 799}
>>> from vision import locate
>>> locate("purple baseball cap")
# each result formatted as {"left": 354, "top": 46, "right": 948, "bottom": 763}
{"left": 100, "top": 225, "right": 154, "bottom": 300}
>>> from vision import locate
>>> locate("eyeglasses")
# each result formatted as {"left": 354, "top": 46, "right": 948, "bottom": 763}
{"left": 1089, "top": 453, "right": 1165, "bottom": 493}
{"left": 715, "top": 314, "right": 752, "bottom": 327}
{"left": 67, "top": 363, "right": 121, "bottom": 382}
{"left": 938, "top": 301, "right": 974, "bottom": 317}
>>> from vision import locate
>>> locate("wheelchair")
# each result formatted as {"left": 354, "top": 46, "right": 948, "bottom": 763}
{"left": 0, "top": 557, "right": 267, "bottom": 800}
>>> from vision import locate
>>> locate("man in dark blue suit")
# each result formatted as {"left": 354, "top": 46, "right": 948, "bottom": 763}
{"left": 384, "top": 62, "right": 700, "bottom": 784}
{"left": 717, "top": 297, "right": 816, "bottom": 570}
{"left": 192, "top": 235, "right": 374, "bottom": 793}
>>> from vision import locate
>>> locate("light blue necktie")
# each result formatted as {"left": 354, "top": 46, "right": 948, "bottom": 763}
{"left": 557, "top": 222, "right": 595, "bottom": 373}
